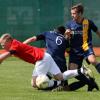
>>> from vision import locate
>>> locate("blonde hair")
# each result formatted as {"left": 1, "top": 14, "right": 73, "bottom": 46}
{"left": 0, "top": 33, "right": 13, "bottom": 42}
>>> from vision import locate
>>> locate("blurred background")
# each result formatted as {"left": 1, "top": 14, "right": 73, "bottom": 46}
{"left": 0, "top": 0, "right": 99, "bottom": 47}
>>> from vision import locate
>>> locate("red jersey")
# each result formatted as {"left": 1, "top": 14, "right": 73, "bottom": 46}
{"left": 9, "top": 39, "right": 44, "bottom": 64}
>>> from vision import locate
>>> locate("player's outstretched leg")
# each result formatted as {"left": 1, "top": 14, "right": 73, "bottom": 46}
{"left": 83, "top": 65, "right": 99, "bottom": 91}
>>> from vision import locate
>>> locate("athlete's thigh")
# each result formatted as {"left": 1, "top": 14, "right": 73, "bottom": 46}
{"left": 33, "top": 54, "right": 51, "bottom": 75}
{"left": 33, "top": 53, "right": 61, "bottom": 76}
{"left": 48, "top": 55, "right": 61, "bottom": 75}
{"left": 69, "top": 52, "right": 83, "bottom": 69}
{"left": 69, "top": 63, "right": 78, "bottom": 70}
{"left": 53, "top": 57, "right": 67, "bottom": 72}
{"left": 33, "top": 61, "right": 49, "bottom": 76}
{"left": 84, "top": 47, "right": 96, "bottom": 63}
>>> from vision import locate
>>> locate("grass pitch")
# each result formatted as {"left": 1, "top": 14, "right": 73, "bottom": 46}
{"left": 0, "top": 57, "right": 100, "bottom": 100}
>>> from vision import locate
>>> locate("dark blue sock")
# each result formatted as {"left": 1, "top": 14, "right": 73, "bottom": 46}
{"left": 95, "top": 63, "right": 100, "bottom": 73}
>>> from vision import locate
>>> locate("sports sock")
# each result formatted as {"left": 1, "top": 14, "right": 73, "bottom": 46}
{"left": 95, "top": 63, "right": 100, "bottom": 73}
{"left": 48, "top": 80, "right": 61, "bottom": 87}
{"left": 41, "top": 80, "right": 61, "bottom": 90}
{"left": 63, "top": 69, "right": 82, "bottom": 80}
{"left": 69, "top": 81, "right": 85, "bottom": 91}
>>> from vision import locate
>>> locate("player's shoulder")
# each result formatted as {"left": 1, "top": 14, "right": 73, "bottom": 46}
{"left": 66, "top": 20, "right": 76, "bottom": 27}
{"left": 49, "top": 30, "right": 57, "bottom": 36}
{"left": 66, "top": 20, "right": 74, "bottom": 25}
{"left": 49, "top": 30, "right": 55, "bottom": 33}
{"left": 43, "top": 31, "right": 53, "bottom": 34}
{"left": 42, "top": 31, "right": 50, "bottom": 36}
{"left": 84, "top": 18, "right": 94, "bottom": 24}
{"left": 42, "top": 31, "right": 55, "bottom": 38}
{"left": 12, "top": 39, "right": 20, "bottom": 44}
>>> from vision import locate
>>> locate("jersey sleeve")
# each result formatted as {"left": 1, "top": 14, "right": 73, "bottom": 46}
{"left": 89, "top": 20, "right": 98, "bottom": 32}
{"left": 9, "top": 40, "right": 20, "bottom": 53}
{"left": 36, "top": 33, "right": 45, "bottom": 40}
{"left": 65, "top": 21, "right": 71, "bottom": 29}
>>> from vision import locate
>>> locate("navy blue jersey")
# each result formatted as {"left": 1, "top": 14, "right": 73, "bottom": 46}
{"left": 65, "top": 19, "right": 98, "bottom": 66}
{"left": 65, "top": 19, "right": 98, "bottom": 49}
{"left": 36, "top": 31, "right": 69, "bottom": 72}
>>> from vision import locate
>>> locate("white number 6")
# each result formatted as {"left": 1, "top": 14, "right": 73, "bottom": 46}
{"left": 56, "top": 36, "right": 63, "bottom": 45}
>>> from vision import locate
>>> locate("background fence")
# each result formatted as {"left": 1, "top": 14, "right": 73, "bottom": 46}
{"left": 0, "top": 0, "right": 100, "bottom": 47}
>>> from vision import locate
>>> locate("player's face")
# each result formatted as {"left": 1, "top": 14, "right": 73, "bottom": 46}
{"left": 71, "top": 9, "right": 81, "bottom": 21}
{"left": 1, "top": 40, "right": 11, "bottom": 50}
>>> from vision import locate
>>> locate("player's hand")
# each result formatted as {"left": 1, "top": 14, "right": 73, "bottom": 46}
{"left": 65, "top": 29, "right": 72, "bottom": 39}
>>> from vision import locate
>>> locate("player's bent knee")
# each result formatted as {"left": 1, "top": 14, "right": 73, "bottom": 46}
{"left": 88, "top": 55, "right": 96, "bottom": 64}
{"left": 54, "top": 73, "right": 63, "bottom": 80}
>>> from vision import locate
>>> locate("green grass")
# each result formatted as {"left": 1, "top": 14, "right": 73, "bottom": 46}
{"left": 0, "top": 57, "right": 100, "bottom": 100}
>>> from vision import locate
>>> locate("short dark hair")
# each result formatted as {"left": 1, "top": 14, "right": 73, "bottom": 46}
{"left": 71, "top": 3, "right": 84, "bottom": 14}
{"left": 56, "top": 26, "right": 66, "bottom": 35}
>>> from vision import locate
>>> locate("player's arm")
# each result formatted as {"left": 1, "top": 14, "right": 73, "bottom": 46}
{"left": 0, "top": 50, "right": 16, "bottom": 64}
{"left": 23, "top": 34, "right": 45, "bottom": 44}
{"left": 90, "top": 20, "right": 100, "bottom": 38}
{"left": 23, "top": 36, "right": 37, "bottom": 44}
{"left": 96, "top": 30, "right": 100, "bottom": 38}
{"left": 0, "top": 52, "right": 11, "bottom": 64}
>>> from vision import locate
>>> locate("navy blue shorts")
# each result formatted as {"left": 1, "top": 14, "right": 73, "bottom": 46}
{"left": 69, "top": 47, "right": 94, "bottom": 68}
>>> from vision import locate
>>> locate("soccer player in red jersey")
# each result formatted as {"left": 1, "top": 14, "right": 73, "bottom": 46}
{"left": 0, "top": 33, "right": 87, "bottom": 89}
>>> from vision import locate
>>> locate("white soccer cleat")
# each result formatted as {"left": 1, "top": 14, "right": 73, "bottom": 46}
{"left": 83, "top": 65, "right": 94, "bottom": 79}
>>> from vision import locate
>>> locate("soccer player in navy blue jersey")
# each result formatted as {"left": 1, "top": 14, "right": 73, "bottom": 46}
{"left": 65, "top": 3, "right": 100, "bottom": 91}
{"left": 24, "top": 26, "right": 69, "bottom": 73}
{"left": 23, "top": 26, "right": 70, "bottom": 90}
